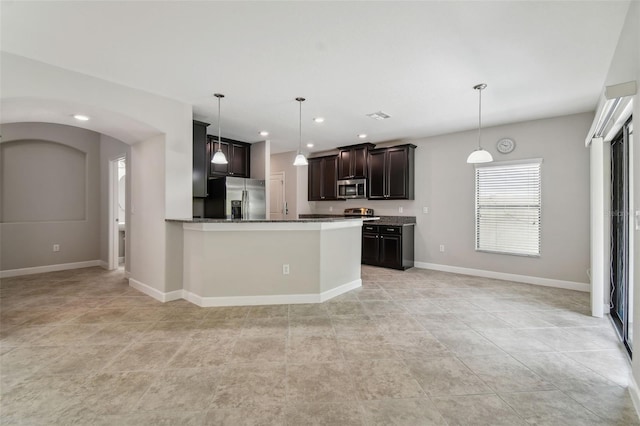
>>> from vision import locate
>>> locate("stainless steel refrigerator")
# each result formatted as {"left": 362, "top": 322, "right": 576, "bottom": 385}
{"left": 204, "top": 177, "right": 266, "bottom": 220}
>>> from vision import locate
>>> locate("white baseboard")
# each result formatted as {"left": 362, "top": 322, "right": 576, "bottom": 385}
{"left": 183, "top": 279, "right": 362, "bottom": 307}
{"left": 629, "top": 373, "right": 640, "bottom": 421}
{"left": 0, "top": 260, "right": 103, "bottom": 278}
{"left": 128, "top": 278, "right": 183, "bottom": 303}
{"left": 99, "top": 261, "right": 109, "bottom": 270}
{"left": 320, "top": 279, "right": 362, "bottom": 302}
{"left": 414, "top": 262, "right": 590, "bottom": 292}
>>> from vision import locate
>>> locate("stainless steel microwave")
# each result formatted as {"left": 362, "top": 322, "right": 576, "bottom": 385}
{"left": 337, "top": 178, "right": 367, "bottom": 199}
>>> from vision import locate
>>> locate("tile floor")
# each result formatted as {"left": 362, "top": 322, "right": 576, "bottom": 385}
{"left": 0, "top": 265, "right": 638, "bottom": 425}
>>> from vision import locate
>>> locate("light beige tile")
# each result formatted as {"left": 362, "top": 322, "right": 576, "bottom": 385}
{"left": 384, "top": 331, "right": 450, "bottom": 359}
{"left": 564, "top": 385, "right": 640, "bottom": 425}
{"left": 512, "top": 352, "right": 618, "bottom": 391}
{"left": 286, "top": 402, "right": 365, "bottom": 426}
{"left": 247, "top": 305, "right": 288, "bottom": 318}
{"left": 41, "top": 344, "right": 125, "bottom": 374}
{"left": 229, "top": 336, "right": 286, "bottom": 363}
{"left": 211, "top": 364, "right": 286, "bottom": 408}
{"left": 241, "top": 317, "right": 289, "bottom": 337}
{"left": 288, "top": 303, "right": 329, "bottom": 317}
{"left": 348, "top": 358, "right": 425, "bottom": 400}
{"left": 337, "top": 333, "right": 398, "bottom": 360}
{"left": 432, "top": 394, "right": 527, "bottom": 426}
{"left": 204, "top": 404, "right": 285, "bottom": 426}
{"left": 135, "top": 368, "right": 222, "bottom": 411}
{"left": 76, "top": 371, "right": 157, "bottom": 415}
{"left": 105, "top": 341, "right": 182, "bottom": 371}
{"left": 289, "top": 316, "right": 334, "bottom": 337}
{"left": 100, "top": 411, "right": 206, "bottom": 426}
{"left": 405, "top": 356, "right": 492, "bottom": 396}
{"left": 168, "top": 337, "right": 235, "bottom": 368}
{"left": 287, "top": 362, "right": 356, "bottom": 402}
{"left": 459, "top": 353, "right": 555, "bottom": 393}
{"left": 430, "top": 329, "right": 504, "bottom": 356}
{"left": 287, "top": 335, "right": 343, "bottom": 363}
{"left": 204, "top": 306, "right": 251, "bottom": 320}
{"left": 361, "top": 398, "right": 447, "bottom": 426}
{"left": 500, "top": 390, "right": 604, "bottom": 425}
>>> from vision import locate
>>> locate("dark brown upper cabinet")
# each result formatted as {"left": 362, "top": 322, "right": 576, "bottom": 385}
{"left": 192, "top": 120, "right": 210, "bottom": 198}
{"left": 368, "top": 144, "right": 416, "bottom": 200}
{"left": 208, "top": 136, "right": 251, "bottom": 178}
{"left": 337, "top": 143, "right": 375, "bottom": 180}
{"left": 308, "top": 155, "right": 340, "bottom": 201}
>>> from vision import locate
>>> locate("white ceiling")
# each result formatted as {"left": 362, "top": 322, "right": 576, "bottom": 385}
{"left": 0, "top": 1, "right": 630, "bottom": 153}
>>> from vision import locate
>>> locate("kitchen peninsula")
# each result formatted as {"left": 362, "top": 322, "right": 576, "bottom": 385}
{"left": 166, "top": 217, "right": 369, "bottom": 307}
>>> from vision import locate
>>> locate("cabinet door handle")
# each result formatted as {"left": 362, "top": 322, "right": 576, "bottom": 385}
{"left": 380, "top": 236, "right": 383, "bottom": 239}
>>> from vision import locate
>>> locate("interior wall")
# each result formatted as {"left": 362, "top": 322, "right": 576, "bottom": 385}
{"left": 129, "top": 135, "right": 167, "bottom": 291}
{"left": 0, "top": 122, "right": 100, "bottom": 271}
{"left": 99, "top": 134, "right": 130, "bottom": 269}
{"left": 310, "top": 112, "right": 593, "bottom": 284}
{"left": 270, "top": 151, "right": 298, "bottom": 219}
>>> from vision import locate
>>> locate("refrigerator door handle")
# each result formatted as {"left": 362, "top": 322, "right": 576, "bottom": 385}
{"left": 242, "top": 189, "right": 248, "bottom": 220}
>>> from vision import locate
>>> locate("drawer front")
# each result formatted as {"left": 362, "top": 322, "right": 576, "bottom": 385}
{"left": 379, "top": 226, "right": 402, "bottom": 235}
{"left": 363, "top": 224, "right": 378, "bottom": 233}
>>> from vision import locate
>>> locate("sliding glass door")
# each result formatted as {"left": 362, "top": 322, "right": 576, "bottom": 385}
{"left": 610, "top": 117, "right": 633, "bottom": 356}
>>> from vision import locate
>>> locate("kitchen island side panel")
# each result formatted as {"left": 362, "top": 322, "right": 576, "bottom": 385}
{"left": 183, "top": 229, "right": 320, "bottom": 298}
{"left": 319, "top": 226, "right": 362, "bottom": 293}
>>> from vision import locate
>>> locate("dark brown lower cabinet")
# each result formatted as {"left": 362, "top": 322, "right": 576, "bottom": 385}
{"left": 361, "top": 224, "right": 414, "bottom": 270}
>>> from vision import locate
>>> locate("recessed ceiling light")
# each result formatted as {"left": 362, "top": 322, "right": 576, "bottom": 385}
{"left": 306, "top": 143, "right": 314, "bottom": 148}
{"left": 366, "top": 111, "right": 390, "bottom": 120}
{"left": 358, "top": 134, "right": 367, "bottom": 139}
{"left": 313, "top": 117, "right": 325, "bottom": 123}
{"left": 73, "top": 114, "right": 90, "bottom": 121}
{"left": 259, "top": 131, "right": 269, "bottom": 136}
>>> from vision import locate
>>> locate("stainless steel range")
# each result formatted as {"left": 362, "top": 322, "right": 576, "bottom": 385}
{"left": 343, "top": 207, "right": 374, "bottom": 217}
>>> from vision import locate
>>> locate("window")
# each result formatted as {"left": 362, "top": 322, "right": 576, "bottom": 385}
{"left": 475, "top": 159, "right": 542, "bottom": 256}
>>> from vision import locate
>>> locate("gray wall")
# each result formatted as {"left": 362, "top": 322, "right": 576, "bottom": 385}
{"left": 1, "top": 123, "right": 101, "bottom": 270}
{"left": 310, "top": 112, "right": 593, "bottom": 284}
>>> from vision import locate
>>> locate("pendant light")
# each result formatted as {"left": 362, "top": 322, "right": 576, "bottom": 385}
{"left": 466, "top": 83, "right": 493, "bottom": 164}
{"left": 211, "top": 93, "right": 228, "bottom": 165}
{"left": 293, "top": 97, "right": 308, "bottom": 166}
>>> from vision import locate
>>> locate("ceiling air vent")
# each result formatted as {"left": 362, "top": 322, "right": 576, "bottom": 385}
{"left": 366, "top": 111, "right": 391, "bottom": 120}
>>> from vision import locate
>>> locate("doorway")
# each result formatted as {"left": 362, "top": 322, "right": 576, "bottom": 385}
{"left": 610, "top": 117, "right": 633, "bottom": 356}
{"left": 109, "top": 156, "right": 126, "bottom": 270}
{"left": 270, "top": 171, "right": 286, "bottom": 220}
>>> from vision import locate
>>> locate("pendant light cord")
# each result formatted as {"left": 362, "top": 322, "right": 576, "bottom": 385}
{"left": 477, "top": 86, "right": 482, "bottom": 150}
{"left": 217, "top": 95, "right": 222, "bottom": 151}
{"left": 299, "top": 99, "right": 302, "bottom": 153}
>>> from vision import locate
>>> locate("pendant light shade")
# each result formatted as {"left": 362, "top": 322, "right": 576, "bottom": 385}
{"left": 466, "top": 83, "right": 493, "bottom": 164}
{"left": 293, "top": 97, "right": 308, "bottom": 166}
{"left": 211, "top": 93, "right": 228, "bottom": 165}
{"left": 466, "top": 148, "right": 493, "bottom": 163}
{"left": 293, "top": 153, "right": 308, "bottom": 166}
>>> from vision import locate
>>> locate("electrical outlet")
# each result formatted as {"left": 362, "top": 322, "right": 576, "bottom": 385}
{"left": 329, "top": 206, "right": 333, "bottom": 212}
{"left": 398, "top": 206, "right": 403, "bottom": 213}
{"left": 53, "top": 244, "right": 60, "bottom": 252}
{"left": 439, "top": 244, "right": 445, "bottom": 253}
{"left": 423, "top": 207, "right": 429, "bottom": 214}
{"left": 282, "top": 264, "right": 290, "bottom": 275}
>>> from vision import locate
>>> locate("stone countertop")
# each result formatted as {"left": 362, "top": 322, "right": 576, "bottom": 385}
{"left": 166, "top": 217, "right": 379, "bottom": 224}
{"left": 298, "top": 214, "right": 416, "bottom": 226}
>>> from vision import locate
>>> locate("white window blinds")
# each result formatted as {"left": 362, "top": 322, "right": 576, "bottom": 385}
{"left": 475, "top": 159, "right": 542, "bottom": 256}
